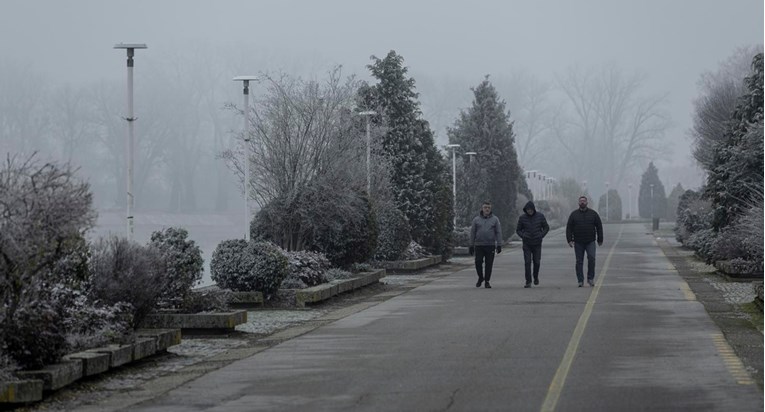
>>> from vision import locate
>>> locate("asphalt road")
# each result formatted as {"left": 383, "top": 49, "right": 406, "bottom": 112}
{"left": 128, "top": 223, "right": 762, "bottom": 411}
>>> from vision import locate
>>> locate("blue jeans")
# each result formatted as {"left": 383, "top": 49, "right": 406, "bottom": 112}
{"left": 574, "top": 241, "right": 597, "bottom": 283}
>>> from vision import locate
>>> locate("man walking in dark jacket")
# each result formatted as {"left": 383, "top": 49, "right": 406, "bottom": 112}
{"left": 469, "top": 202, "right": 503, "bottom": 288}
{"left": 566, "top": 196, "right": 604, "bottom": 287}
{"left": 516, "top": 201, "right": 550, "bottom": 288}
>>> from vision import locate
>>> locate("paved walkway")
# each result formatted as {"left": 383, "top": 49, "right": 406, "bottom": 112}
{"left": 111, "top": 223, "right": 762, "bottom": 411}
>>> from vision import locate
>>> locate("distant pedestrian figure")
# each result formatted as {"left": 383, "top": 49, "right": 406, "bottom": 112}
{"left": 566, "top": 196, "right": 603, "bottom": 287}
{"left": 469, "top": 202, "right": 502, "bottom": 288}
{"left": 516, "top": 201, "right": 550, "bottom": 288}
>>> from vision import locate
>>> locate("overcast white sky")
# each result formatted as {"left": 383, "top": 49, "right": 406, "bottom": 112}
{"left": 1, "top": 0, "right": 763, "bottom": 184}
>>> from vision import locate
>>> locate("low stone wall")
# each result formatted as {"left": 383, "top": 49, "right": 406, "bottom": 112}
{"left": 4, "top": 329, "right": 181, "bottom": 405}
{"left": 295, "top": 269, "right": 385, "bottom": 307}
{"left": 140, "top": 310, "right": 247, "bottom": 333}
{"left": 378, "top": 255, "right": 442, "bottom": 272}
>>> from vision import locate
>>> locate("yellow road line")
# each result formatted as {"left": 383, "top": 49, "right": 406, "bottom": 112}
{"left": 540, "top": 225, "right": 625, "bottom": 412}
{"left": 711, "top": 333, "right": 755, "bottom": 385}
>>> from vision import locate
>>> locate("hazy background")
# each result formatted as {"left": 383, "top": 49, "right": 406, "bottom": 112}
{"left": 1, "top": 0, "right": 762, "bottom": 284}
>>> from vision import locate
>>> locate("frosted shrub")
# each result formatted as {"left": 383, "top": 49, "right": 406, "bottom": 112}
{"left": 452, "top": 226, "right": 471, "bottom": 247}
{"left": 3, "top": 300, "right": 67, "bottom": 370}
{"left": 325, "top": 268, "right": 354, "bottom": 281}
{"left": 148, "top": 227, "right": 204, "bottom": 309}
{"left": 284, "top": 250, "right": 331, "bottom": 288}
{"left": 87, "top": 236, "right": 167, "bottom": 329}
{"left": 211, "top": 240, "right": 288, "bottom": 296}
{"left": 57, "top": 286, "right": 132, "bottom": 352}
{"left": 374, "top": 207, "right": 411, "bottom": 261}
{"left": 0, "top": 154, "right": 96, "bottom": 369}
{"left": 402, "top": 241, "right": 429, "bottom": 260}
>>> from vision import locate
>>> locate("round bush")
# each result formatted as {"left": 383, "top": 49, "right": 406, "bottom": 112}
{"left": 284, "top": 250, "right": 331, "bottom": 287}
{"left": 210, "top": 240, "right": 288, "bottom": 296}
{"left": 148, "top": 227, "right": 204, "bottom": 309}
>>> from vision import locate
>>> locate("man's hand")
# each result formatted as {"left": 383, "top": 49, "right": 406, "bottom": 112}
{"left": 568, "top": 241, "right": 574, "bottom": 248}
{"left": 468, "top": 246, "right": 474, "bottom": 256}
{"left": 496, "top": 246, "right": 502, "bottom": 254}
{"left": 597, "top": 241, "right": 603, "bottom": 247}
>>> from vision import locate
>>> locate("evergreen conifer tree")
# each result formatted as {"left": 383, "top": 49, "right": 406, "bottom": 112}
{"left": 356, "top": 51, "right": 453, "bottom": 252}
{"left": 447, "top": 77, "right": 523, "bottom": 238}
{"left": 705, "top": 53, "right": 764, "bottom": 230}
{"left": 638, "top": 162, "right": 667, "bottom": 219}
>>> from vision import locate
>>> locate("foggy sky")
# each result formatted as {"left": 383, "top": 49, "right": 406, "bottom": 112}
{"left": 1, "top": 0, "right": 763, "bottom": 184}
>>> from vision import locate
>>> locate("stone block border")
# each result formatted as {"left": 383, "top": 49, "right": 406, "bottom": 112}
{"left": 1, "top": 329, "right": 180, "bottom": 405}
{"left": 378, "top": 255, "right": 442, "bottom": 272}
{"left": 139, "top": 310, "right": 248, "bottom": 333}
{"left": 295, "top": 269, "right": 386, "bottom": 307}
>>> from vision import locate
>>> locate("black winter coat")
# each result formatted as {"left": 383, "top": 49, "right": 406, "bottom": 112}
{"left": 516, "top": 201, "right": 550, "bottom": 246}
{"left": 566, "top": 207, "right": 603, "bottom": 244}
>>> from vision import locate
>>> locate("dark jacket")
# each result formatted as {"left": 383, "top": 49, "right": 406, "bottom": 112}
{"left": 470, "top": 210, "right": 502, "bottom": 246}
{"left": 516, "top": 201, "right": 549, "bottom": 246}
{"left": 566, "top": 207, "right": 603, "bottom": 244}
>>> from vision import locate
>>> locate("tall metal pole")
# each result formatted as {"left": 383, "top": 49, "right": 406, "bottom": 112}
{"left": 447, "top": 144, "right": 460, "bottom": 227}
{"left": 358, "top": 111, "right": 376, "bottom": 195}
{"left": 628, "top": 183, "right": 633, "bottom": 220}
{"left": 650, "top": 184, "right": 655, "bottom": 220}
{"left": 114, "top": 43, "right": 146, "bottom": 242}
{"left": 243, "top": 80, "right": 251, "bottom": 241}
{"left": 234, "top": 76, "right": 259, "bottom": 241}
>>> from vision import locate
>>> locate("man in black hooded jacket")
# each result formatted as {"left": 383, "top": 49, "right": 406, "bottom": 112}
{"left": 516, "top": 201, "right": 550, "bottom": 288}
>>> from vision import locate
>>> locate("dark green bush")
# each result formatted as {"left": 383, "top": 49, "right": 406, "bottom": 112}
{"left": 210, "top": 240, "right": 288, "bottom": 296}
{"left": 374, "top": 207, "right": 411, "bottom": 260}
{"left": 148, "top": 227, "right": 204, "bottom": 309}
{"left": 284, "top": 250, "right": 331, "bottom": 287}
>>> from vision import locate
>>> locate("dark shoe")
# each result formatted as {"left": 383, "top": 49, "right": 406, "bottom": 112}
{"left": 587, "top": 279, "right": 595, "bottom": 287}
{"left": 484, "top": 282, "right": 492, "bottom": 288}
{"left": 476, "top": 279, "right": 483, "bottom": 288}
{"left": 534, "top": 278, "right": 539, "bottom": 285}
{"left": 524, "top": 283, "right": 531, "bottom": 288}
{"left": 578, "top": 282, "right": 583, "bottom": 287}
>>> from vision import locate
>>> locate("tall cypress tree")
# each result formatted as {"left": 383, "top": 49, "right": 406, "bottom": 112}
{"left": 638, "top": 162, "right": 667, "bottom": 219}
{"left": 447, "top": 77, "right": 523, "bottom": 239}
{"left": 356, "top": 51, "right": 453, "bottom": 251}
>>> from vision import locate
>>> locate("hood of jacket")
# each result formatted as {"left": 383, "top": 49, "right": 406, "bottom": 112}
{"left": 523, "top": 201, "right": 536, "bottom": 215}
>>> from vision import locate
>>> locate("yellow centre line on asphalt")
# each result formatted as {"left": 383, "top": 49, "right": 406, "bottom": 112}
{"left": 540, "top": 224, "right": 625, "bottom": 412}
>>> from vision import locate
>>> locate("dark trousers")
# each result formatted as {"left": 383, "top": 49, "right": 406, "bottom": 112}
{"left": 474, "top": 245, "right": 496, "bottom": 282}
{"left": 522, "top": 243, "right": 542, "bottom": 283}
{"left": 574, "top": 241, "right": 597, "bottom": 283}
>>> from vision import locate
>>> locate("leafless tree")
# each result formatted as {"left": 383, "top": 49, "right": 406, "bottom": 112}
{"left": 690, "top": 45, "right": 763, "bottom": 170}
{"left": 553, "top": 64, "right": 671, "bottom": 195}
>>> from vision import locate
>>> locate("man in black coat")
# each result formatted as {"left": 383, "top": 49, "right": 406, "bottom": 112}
{"left": 566, "top": 196, "right": 604, "bottom": 287}
{"left": 516, "top": 201, "right": 550, "bottom": 288}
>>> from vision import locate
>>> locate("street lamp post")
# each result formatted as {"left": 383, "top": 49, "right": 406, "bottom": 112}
{"left": 605, "top": 181, "right": 609, "bottom": 221}
{"left": 628, "top": 183, "right": 633, "bottom": 220}
{"left": 447, "top": 144, "right": 461, "bottom": 227}
{"left": 114, "top": 43, "right": 147, "bottom": 242}
{"left": 233, "top": 76, "right": 259, "bottom": 241}
{"left": 583, "top": 180, "right": 588, "bottom": 196}
{"left": 358, "top": 111, "right": 376, "bottom": 194}
{"left": 650, "top": 184, "right": 655, "bottom": 220}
